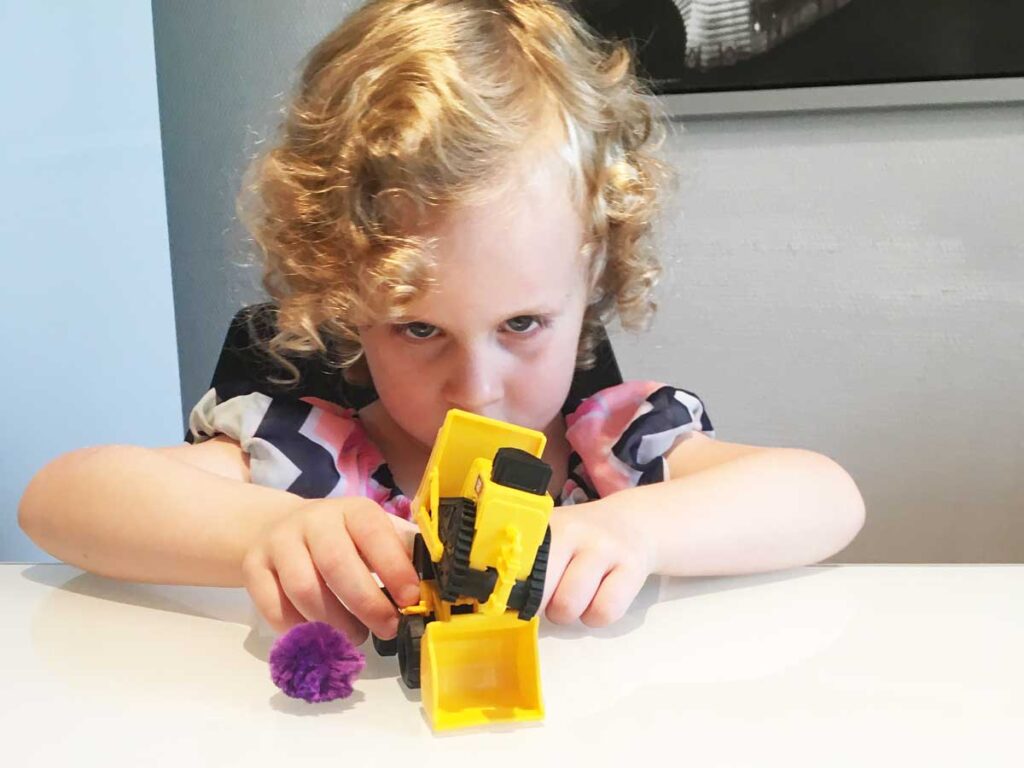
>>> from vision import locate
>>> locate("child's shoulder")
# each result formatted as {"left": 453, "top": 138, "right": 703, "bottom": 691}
{"left": 187, "top": 386, "right": 409, "bottom": 515}
{"left": 563, "top": 380, "right": 714, "bottom": 497}
{"left": 206, "top": 302, "right": 376, "bottom": 412}
{"left": 567, "top": 380, "right": 713, "bottom": 433}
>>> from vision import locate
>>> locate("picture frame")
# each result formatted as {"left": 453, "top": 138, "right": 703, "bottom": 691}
{"left": 575, "top": 0, "right": 1024, "bottom": 116}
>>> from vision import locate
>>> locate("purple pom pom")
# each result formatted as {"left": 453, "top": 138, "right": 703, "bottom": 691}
{"left": 269, "top": 622, "right": 366, "bottom": 702}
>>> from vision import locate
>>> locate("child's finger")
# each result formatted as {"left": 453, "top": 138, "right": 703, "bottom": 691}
{"left": 539, "top": 533, "right": 573, "bottom": 615}
{"left": 343, "top": 502, "right": 421, "bottom": 608}
{"left": 388, "top": 515, "right": 419, "bottom": 559}
{"left": 305, "top": 513, "right": 402, "bottom": 640}
{"left": 242, "top": 553, "right": 305, "bottom": 633}
{"left": 544, "top": 550, "right": 610, "bottom": 625}
{"left": 273, "top": 540, "right": 369, "bottom": 643}
{"left": 580, "top": 564, "right": 647, "bottom": 628}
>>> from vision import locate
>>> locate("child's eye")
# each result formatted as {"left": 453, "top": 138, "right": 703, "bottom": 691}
{"left": 397, "top": 322, "right": 439, "bottom": 340}
{"left": 504, "top": 315, "right": 542, "bottom": 334}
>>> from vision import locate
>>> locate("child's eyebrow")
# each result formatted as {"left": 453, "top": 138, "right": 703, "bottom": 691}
{"left": 504, "top": 307, "right": 561, "bottom": 317}
{"left": 400, "top": 306, "right": 563, "bottom": 326}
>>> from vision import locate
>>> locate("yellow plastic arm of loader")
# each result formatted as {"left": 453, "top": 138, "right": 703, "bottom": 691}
{"left": 477, "top": 525, "right": 523, "bottom": 616}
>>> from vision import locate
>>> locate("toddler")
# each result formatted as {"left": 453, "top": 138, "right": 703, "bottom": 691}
{"left": 19, "top": 0, "right": 864, "bottom": 645}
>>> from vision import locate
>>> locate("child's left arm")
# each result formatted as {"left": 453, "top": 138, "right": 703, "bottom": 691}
{"left": 542, "top": 433, "right": 865, "bottom": 626}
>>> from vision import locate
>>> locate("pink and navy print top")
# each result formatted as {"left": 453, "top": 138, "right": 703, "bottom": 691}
{"left": 187, "top": 381, "right": 714, "bottom": 520}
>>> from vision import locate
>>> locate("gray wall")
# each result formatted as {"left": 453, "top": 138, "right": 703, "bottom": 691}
{"left": 645, "top": 107, "right": 1023, "bottom": 563}
{"left": 2, "top": 2, "right": 182, "bottom": 561}
{"left": 153, "top": 1, "right": 1023, "bottom": 563}
{"left": 152, "top": 0, "right": 357, "bottom": 430}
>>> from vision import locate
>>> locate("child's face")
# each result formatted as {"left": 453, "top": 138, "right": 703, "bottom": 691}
{"left": 358, "top": 155, "right": 588, "bottom": 451}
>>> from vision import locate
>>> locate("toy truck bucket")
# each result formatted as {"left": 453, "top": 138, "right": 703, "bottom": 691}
{"left": 421, "top": 612, "right": 544, "bottom": 731}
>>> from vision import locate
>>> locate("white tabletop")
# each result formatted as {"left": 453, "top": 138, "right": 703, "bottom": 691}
{"left": 3, "top": 563, "right": 1021, "bottom": 766}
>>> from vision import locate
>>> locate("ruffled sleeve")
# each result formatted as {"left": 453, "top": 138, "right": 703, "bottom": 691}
{"left": 186, "top": 387, "right": 411, "bottom": 519}
{"left": 563, "top": 381, "right": 714, "bottom": 499}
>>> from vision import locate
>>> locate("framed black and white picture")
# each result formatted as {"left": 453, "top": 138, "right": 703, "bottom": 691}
{"left": 574, "top": 0, "right": 1024, "bottom": 114}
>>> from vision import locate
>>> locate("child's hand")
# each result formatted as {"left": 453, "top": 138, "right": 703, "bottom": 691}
{"left": 241, "top": 497, "right": 421, "bottom": 644}
{"left": 541, "top": 499, "right": 655, "bottom": 627}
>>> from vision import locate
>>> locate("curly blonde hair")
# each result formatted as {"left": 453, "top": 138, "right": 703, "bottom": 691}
{"left": 237, "top": 0, "right": 670, "bottom": 387}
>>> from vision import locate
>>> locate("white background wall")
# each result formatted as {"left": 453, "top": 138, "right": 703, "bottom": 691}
{"left": 0, "top": 2, "right": 182, "bottom": 561}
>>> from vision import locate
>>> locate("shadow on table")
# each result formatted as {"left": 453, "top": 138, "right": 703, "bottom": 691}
{"left": 20, "top": 563, "right": 834, "bottom": 680}
{"left": 20, "top": 564, "right": 429, "bottom": 682}
{"left": 268, "top": 689, "right": 368, "bottom": 716}
{"left": 21, "top": 564, "right": 413, "bottom": 713}
{"left": 21, "top": 564, "right": 252, "bottom": 623}
{"left": 539, "top": 566, "right": 829, "bottom": 640}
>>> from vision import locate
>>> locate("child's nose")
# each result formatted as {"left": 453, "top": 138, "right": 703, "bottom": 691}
{"left": 442, "top": 347, "right": 503, "bottom": 415}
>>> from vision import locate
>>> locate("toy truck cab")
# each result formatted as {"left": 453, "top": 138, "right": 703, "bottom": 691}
{"left": 375, "top": 408, "right": 554, "bottom": 731}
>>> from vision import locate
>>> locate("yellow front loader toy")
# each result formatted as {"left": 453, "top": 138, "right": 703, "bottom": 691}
{"left": 372, "top": 408, "right": 554, "bottom": 731}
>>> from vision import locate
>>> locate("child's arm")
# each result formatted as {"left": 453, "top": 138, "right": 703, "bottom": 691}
{"left": 18, "top": 441, "right": 420, "bottom": 640}
{"left": 542, "top": 434, "right": 865, "bottom": 626}
{"left": 19, "top": 440, "right": 299, "bottom": 586}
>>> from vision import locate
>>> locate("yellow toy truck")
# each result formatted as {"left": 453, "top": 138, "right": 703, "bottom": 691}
{"left": 372, "top": 408, "right": 554, "bottom": 731}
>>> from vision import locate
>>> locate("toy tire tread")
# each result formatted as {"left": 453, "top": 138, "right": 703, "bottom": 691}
{"left": 438, "top": 498, "right": 479, "bottom": 602}
{"left": 518, "top": 525, "right": 551, "bottom": 620}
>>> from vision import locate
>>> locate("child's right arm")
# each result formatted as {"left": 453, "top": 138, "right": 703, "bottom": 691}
{"left": 17, "top": 440, "right": 420, "bottom": 642}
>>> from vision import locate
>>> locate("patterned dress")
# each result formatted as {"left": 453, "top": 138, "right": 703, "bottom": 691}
{"left": 187, "top": 381, "right": 714, "bottom": 520}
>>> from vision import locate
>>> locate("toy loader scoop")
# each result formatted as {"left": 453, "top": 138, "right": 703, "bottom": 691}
{"left": 375, "top": 409, "right": 554, "bottom": 731}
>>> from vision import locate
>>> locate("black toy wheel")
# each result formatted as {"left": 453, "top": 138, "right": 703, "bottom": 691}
{"left": 371, "top": 585, "right": 400, "bottom": 655}
{"left": 518, "top": 525, "right": 551, "bottom": 620}
{"left": 372, "top": 632, "right": 398, "bottom": 656}
{"left": 397, "top": 614, "right": 429, "bottom": 689}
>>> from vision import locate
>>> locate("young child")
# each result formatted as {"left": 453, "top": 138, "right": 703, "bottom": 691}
{"left": 19, "top": 0, "right": 864, "bottom": 646}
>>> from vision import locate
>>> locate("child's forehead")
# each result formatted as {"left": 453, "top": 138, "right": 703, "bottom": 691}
{"left": 411, "top": 134, "right": 581, "bottom": 227}
{"left": 366, "top": 120, "right": 592, "bottom": 321}
{"left": 424, "top": 162, "right": 582, "bottom": 261}
{"left": 394, "top": 164, "right": 587, "bottom": 318}
{"left": 409, "top": 252, "right": 582, "bottom": 320}
{"left": 389, "top": 105, "right": 582, "bottom": 224}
